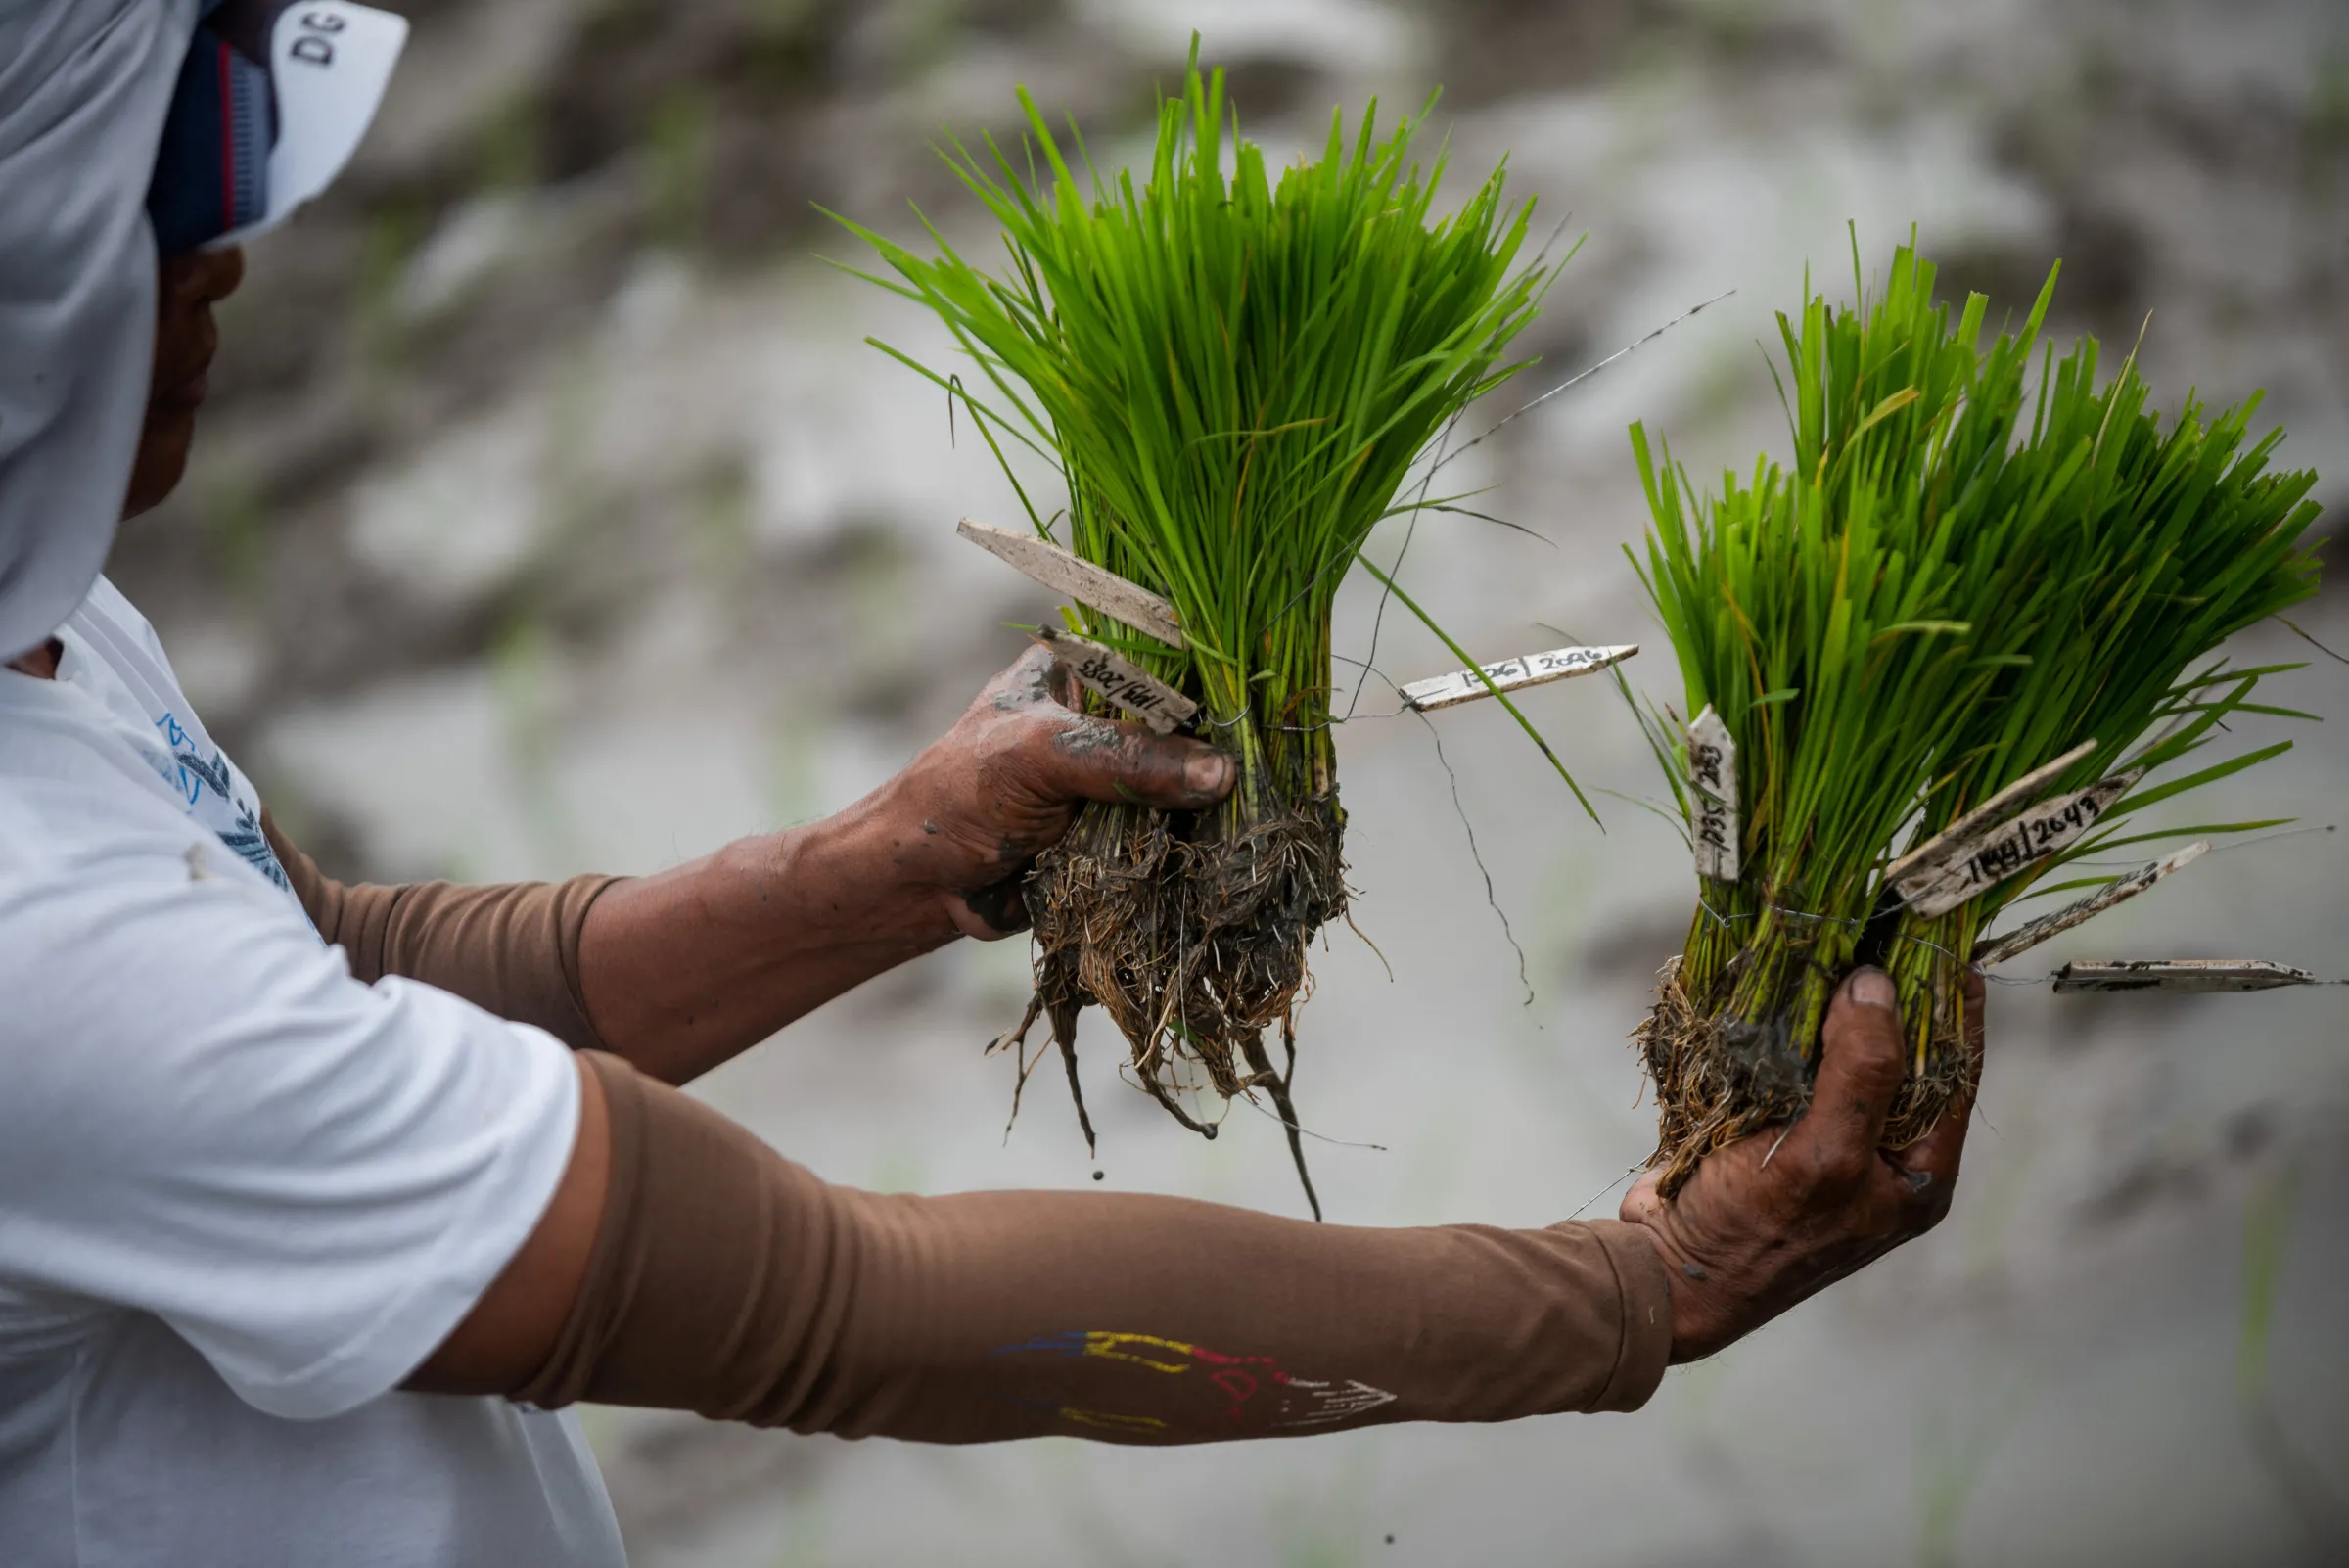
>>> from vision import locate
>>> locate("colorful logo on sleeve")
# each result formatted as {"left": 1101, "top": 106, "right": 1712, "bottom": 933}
{"left": 989, "top": 1331, "right": 1396, "bottom": 1437}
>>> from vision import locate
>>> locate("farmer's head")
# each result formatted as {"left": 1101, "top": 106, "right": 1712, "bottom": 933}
{"left": 0, "top": 0, "right": 405, "bottom": 658}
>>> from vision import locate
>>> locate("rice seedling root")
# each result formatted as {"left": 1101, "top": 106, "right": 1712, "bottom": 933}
{"left": 1010, "top": 792, "right": 1346, "bottom": 1206}
{"left": 1636, "top": 957, "right": 1978, "bottom": 1198}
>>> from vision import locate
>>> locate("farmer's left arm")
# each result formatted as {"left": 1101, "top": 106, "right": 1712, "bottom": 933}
{"left": 267, "top": 645, "right": 1233, "bottom": 1085}
{"left": 406, "top": 967, "right": 1979, "bottom": 1435}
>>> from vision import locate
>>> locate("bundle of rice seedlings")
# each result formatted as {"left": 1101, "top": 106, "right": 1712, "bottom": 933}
{"left": 840, "top": 51, "right": 1564, "bottom": 1207}
{"left": 1631, "top": 239, "right": 2324, "bottom": 1194}
{"left": 1879, "top": 316, "right": 2325, "bottom": 1140}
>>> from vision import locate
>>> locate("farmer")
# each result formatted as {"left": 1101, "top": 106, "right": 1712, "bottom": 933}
{"left": 0, "top": 3, "right": 1986, "bottom": 1563}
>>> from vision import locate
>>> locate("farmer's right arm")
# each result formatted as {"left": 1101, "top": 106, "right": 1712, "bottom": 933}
{"left": 412, "top": 970, "right": 1979, "bottom": 1434}
{"left": 269, "top": 645, "right": 1232, "bottom": 1086}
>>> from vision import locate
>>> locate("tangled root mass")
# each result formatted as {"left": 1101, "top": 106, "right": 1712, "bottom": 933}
{"left": 1635, "top": 955, "right": 1980, "bottom": 1198}
{"left": 1001, "top": 793, "right": 1347, "bottom": 1218}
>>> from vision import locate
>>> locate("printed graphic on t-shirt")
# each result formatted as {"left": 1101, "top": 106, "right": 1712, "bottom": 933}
{"left": 153, "top": 709, "right": 291, "bottom": 893}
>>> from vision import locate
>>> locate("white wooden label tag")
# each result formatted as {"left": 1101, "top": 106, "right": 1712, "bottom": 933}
{"left": 1686, "top": 704, "right": 1739, "bottom": 884}
{"left": 1885, "top": 740, "right": 2099, "bottom": 887}
{"left": 1894, "top": 771, "right": 2139, "bottom": 918}
{"left": 1972, "top": 841, "right": 2207, "bottom": 968}
{"left": 957, "top": 519, "right": 1185, "bottom": 647}
{"left": 1031, "top": 626, "right": 1199, "bottom": 734}
{"left": 2052, "top": 959, "right": 2317, "bottom": 993}
{"left": 1398, "top": 644, "right": 1636, "bottom": 712}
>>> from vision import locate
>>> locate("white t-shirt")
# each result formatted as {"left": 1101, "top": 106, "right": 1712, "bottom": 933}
{"left": 0, "top": 580, "right": 628, "bottom": 1568}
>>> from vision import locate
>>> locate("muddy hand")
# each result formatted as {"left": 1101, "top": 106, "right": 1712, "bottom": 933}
{"left": 1620, "top": 966, "right": 1986, "bottom": 1362}
{"left": 872, "top": 642, "right": 1234, "bottom": 941}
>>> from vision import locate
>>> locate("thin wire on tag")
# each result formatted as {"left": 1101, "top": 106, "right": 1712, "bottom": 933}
{"left": 1429, "top": 289, "right": 1737, "bottom": 480}
{"left": 1568, "top": 1162, "right": 1647, "bottom": 1221}
{"left": 1230, "top": 1089, "right": 1390, "bottom": 1152}
{"left": 2065, "top": 822, "right": 2337, "bottom": 869}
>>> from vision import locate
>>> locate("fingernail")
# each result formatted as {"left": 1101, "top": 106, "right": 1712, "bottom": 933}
{"left": 1184, "top": 750, "right": 1231, "bottom": 797}
{"left": 1848, "top": 968, "right": 1896, "bottom": 1009}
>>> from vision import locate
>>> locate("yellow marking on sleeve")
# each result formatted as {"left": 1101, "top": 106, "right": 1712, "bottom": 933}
{"left": 1078, "top": 1332, "right": 1199, "bottom": 1374}
{"left": 1058, "top": 1407, "right": 1169, "bottom": 1434}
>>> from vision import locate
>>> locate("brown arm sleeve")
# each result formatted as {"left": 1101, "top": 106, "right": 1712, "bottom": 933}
{"left": 264, "top": 809, "right": 619, "bottom": 1053}
{"left": 514, "top": 1051, "right": 1675, "bottom": 1443}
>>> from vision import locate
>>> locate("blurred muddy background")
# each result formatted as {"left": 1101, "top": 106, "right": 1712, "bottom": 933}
{"left": 118, "top": 0, "right": 2349, "bottom": 1562}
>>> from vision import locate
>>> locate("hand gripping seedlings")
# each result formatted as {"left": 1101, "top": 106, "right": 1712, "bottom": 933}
{"left": 841, "top": 51, "right": 1568, "bottom": 1213}
{"left": 1630, "top": 238, "right": 2324, "bottom": 1195}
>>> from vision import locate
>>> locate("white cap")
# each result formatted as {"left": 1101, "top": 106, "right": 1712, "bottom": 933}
{"left": 217, "top": 2, "right": 410, "bottom": 247}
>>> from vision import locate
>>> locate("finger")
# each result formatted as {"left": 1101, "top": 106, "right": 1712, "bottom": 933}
{"left": 948, "top": 877, "right": 1031, "bottom": 941}
{"left": 1618, "top": 1168, "right": 1664, "bottom": 1224}
{"left": 1783, "top": 967, "right": 1906, "bottom": 1182}
{"left": 978, "top": 643, "right": 1062, "bottom": 714}
{"left": 1036, "top": 645, "right": 1077, "bottom": 709}
{"left": 1042, "top": 714, "right": 1235, "bottom": 809}
{"left": 1888, "top": 968, "right": 1988, "bottom": 1200}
